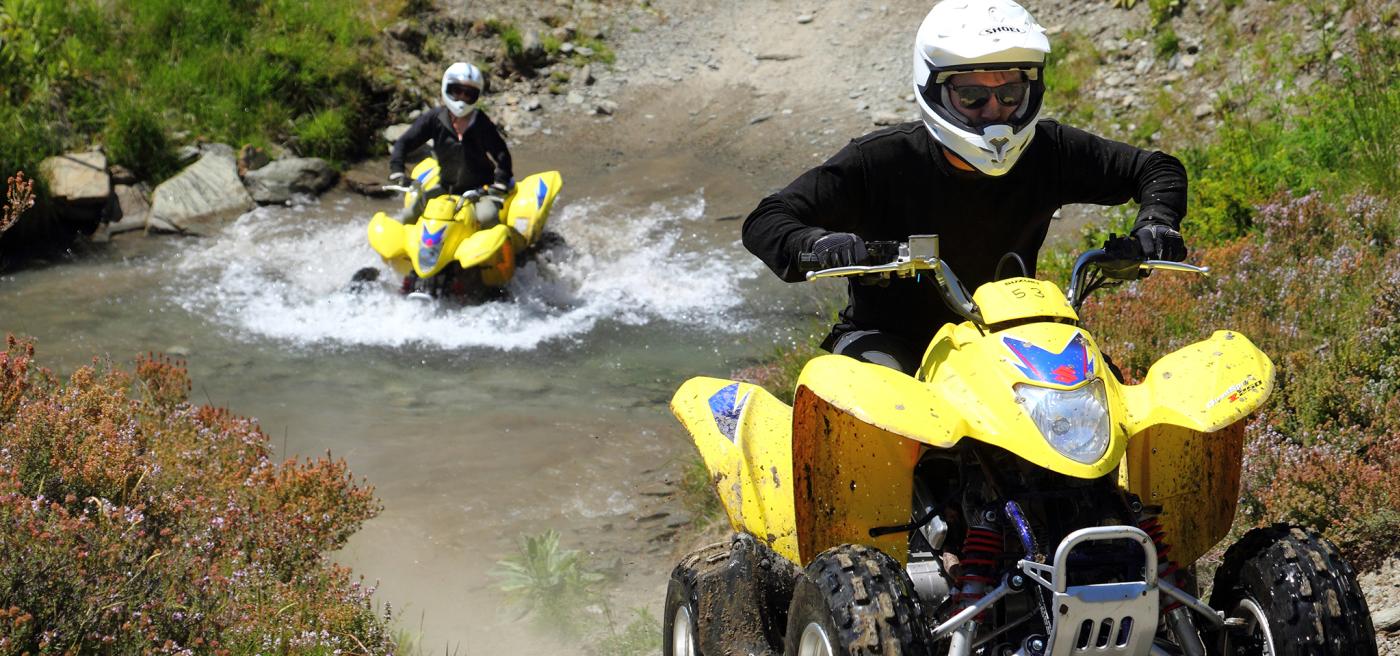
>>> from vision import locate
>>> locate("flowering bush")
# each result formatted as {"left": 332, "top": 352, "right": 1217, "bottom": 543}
{"left": 0, "top": 336, "right": 395, "bottom": 653}
{"left": 1082, "top": 192, "right": 1400, "bottom": 568}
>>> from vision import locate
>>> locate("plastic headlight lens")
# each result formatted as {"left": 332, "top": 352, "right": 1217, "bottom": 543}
{"left": 1015, "top": 379, "right": 1110, "bottom": 464}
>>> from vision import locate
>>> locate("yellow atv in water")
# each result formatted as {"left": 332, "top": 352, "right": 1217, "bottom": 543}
{"left": 665, "top": 235, "right": 1377, "bottom": 656}
{"left": 356, "top": 157, "right": 563, "bottom": 301}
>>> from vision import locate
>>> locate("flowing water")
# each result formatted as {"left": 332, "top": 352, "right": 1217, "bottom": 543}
{"left": 0, "top": 148, "right": 829, "bottom": 651}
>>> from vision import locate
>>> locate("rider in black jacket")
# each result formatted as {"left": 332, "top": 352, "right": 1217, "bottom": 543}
{"left": 742, "top": 0, "right": 1187, "bottom": 374}
{"left": 389, "top": 62, "right": 514, "bottom": 221}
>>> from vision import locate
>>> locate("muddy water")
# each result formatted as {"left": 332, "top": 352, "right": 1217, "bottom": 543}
{"left": 0, "top": 142, "right": 831, "bottom": 651}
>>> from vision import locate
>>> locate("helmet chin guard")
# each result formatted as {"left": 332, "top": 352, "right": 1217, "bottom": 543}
{"left": 912, "top": 0, "right": 1051, "bottom": 176}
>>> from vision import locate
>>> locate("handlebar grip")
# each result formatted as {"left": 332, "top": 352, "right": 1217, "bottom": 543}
{"left": 797, "top": 252, "right": 822, "bottom": 272}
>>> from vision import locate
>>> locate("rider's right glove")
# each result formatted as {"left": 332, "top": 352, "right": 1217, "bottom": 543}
{"left": 388, "top": 172, "right": 406, "bottom": 185}
{"left": 1130, "top": 223, "right": 1187, "bottom": 261}
{"left": 810, "top": 232, "right": 869, "bottom": 268}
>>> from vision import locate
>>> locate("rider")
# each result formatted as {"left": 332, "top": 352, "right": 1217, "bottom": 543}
{"left": 742, "top": 0, "right": 1188, "bottom": 374}
{"left": 389, "top": 62, "right": 515, "bottom": 224}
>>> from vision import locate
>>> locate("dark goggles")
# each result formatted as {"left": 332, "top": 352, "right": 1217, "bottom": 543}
{"left": 446, "top": 83, "right": 480, "bottom": 104}
{"left": 948, "top": 81, "right": 1029, "bottom": 110}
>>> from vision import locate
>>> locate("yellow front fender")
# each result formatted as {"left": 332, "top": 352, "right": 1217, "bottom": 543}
{"left": 1121, "top": 330, "right": 1275, "bottom": 435}
{"left": 504, "top": 171, "right": 563, "bottom": 246}
{"left": 795, "top": 354, "right": 968, "bottom": 448}
{"left": 671, "top": 377, "right": 798, "bottom": 562}
{"left": 454, "top": 224, "right": 510, "bottom": 269}
{"left": 367, "top": 212, "right": 408, "bottom": 260}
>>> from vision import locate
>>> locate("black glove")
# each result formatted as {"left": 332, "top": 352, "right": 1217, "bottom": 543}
{"left": 388, "top": 172, "right": 406, "bottom": 185}
{"left": 1131, "top": 223, "right": 1187, "bottom": 261}
{"left": 810, "top": 232, "right": 869, "bottom": 268}
{"left": 489, "top": 181, "right": 511, "bottom": 195}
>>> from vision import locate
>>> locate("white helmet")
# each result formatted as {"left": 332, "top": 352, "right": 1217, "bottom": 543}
{"left": 441, "top": 62, "right": 484, "bottom": 118}
{"left": 912, "top": 0, "right": 1051, "bottom": 176}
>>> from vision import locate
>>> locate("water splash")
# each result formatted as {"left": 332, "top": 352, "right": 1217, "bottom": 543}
{"left": 168, "top": 192, "right": 759, "bottom": 350}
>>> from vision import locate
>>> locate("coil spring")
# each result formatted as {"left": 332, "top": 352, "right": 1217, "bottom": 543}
{"left": 953, "top": 526, "right": 1005, "bottom": 608}
{"left": 1139, "top": 516, "right": 1183, "bottom": 611}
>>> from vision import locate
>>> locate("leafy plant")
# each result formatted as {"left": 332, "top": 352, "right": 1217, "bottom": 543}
{"left": 491, "top": 530, "right": 605, "bottom": 638}
{"left": 2, "top": 172, "right": 34, "bottom": 236}
{"left": 592, "top": 607, "right": 661, "bottom": 656}
{"left": 104, "top": 99, "right": 179, "bottom": 182}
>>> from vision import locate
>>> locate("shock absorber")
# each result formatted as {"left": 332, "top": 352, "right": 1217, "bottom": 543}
{"left": 954, "top": 508, "right": 1004, "bottom": 607}
{"left": 1138, "top": 511, "right": 1207, "bottom": 656}
{"left": 1136, "top": 514, "right": 1181, "bottom": 609}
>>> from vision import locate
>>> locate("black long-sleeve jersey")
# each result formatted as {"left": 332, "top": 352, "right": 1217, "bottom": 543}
{"left": 389, "top": 107, "right": 514, "bottom": 193}
{"left": 742, "top": 119, "right": 1187, "bottom": 351}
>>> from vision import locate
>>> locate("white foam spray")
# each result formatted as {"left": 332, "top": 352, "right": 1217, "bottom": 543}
{"left": 168, "top": 192, "right": 760, "bottom": 351}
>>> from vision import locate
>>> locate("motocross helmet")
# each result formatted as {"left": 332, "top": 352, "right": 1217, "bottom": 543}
{"left": 441, "top": 62, "right": 484, "bottom": 118}
{"left": 913, "top": 0, "right": 1051, "bottom": 176}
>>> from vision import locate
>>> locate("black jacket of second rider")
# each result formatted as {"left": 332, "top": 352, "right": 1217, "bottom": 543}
{"left": 742, "top": 119, "right": 1188, "bottom": 353}
{"left": 389, "top": 107, "right": 514, "bottom": 193}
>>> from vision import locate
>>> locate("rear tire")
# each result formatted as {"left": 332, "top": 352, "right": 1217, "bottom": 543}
{"left": 784, "top": 544, "right": 930, "bottom": 655}
{"left": 1210, "top": 524, "right": 1377, "bottom": 656}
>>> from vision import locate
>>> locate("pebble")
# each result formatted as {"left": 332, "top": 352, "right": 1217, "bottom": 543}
{"left": 797, "top": 14, "right": 814, "bottom": 24}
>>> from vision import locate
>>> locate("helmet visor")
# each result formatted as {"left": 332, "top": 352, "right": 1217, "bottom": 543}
{"left": 949, "top": 81, "right": 1029, "bottom": 110}
{"left": 446, "top": 83, "right": 480, "bottom": 104}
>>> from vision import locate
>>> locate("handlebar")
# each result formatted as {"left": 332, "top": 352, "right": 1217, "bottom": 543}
{"left": 800, "top": 234, "right": 1208, "bottom": 327}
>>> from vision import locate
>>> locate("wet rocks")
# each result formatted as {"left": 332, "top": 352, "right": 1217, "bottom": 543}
{"left": 150, "top": 144, "right": 255, "bottom": 234}
{"left": 242, "top": 157, "right": 338, "bottom": 204}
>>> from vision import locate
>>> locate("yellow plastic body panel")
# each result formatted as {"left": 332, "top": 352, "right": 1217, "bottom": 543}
{"left": 406, "top": 219, "right": 471, "bottom": 277}
{"left": 806, "top": 321, "right": 1129, "bottom": 480}
{"left": 1120, "top": 421, "right": 1245, "bottom": 565}
{"left": 670, "top": 377, "right": 799, "bottom": 562}
{"left": 455, "top": 224, "right": 510, "bottom": 269}
{"left": 367, "top": 212, "right": 407, "bottom": 260}
{"left": 792, "top": 387, "right": 923, "bottom": 565}
{"left": 504, "top": 171, "right": 563, "bottom": 246}
{"left": 1121, "top": 330, "right": 1275, "bottom": 435}
{"left": 972, "top": 277, "right": 1079, "bottom": 325}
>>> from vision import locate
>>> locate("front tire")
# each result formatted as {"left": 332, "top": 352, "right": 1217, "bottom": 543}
{"left": 1210, "top": 525, "right": 1377, "bottom": 656}
{"left": 784, "top": 544, "right": 930, "bottom": 656}
{"left": 663, "top": 542, "right": 728, "bottom": 656}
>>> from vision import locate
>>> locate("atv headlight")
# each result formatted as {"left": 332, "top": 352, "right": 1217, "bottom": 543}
{"left": 1015, "top": 379, "right": 1110, "bottom": 464}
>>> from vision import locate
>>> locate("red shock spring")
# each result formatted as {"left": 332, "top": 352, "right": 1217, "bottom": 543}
{"left": 1139, "top": 516, "right": 1183, "bottom": 611}
{"left": 954, "top": 526, "right": 1005, "bottom": 607}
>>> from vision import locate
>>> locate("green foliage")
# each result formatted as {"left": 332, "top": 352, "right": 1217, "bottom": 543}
{"left": 575, "top": 36, "right": 617, "bottom": 66}
{"left": 1154, "top": 25, "right": 1180, "bottom": 58}
{"left": 0, "top": 338, "right": 394, "bottom": 651}
{"left": 0, "top": 0, "right": 396, "bottom": 190}
{"left": 104, "top": 99, "right": 179, "bottom": 182}
{"left": 491, "top": 530, "right": 605, "bottom": 638}
{"left": 592, "top": 608, "right": 661, "bottom": 656}
{"left": 1043, "top": 31, "right": 1101, "bottom": 125}
{"left": 1148, "top": 0, "right": 1183, "bottom": 27}
{"left": 295, "top": 107, "right": 356, "bottom": 163}
{"left": 487, "top": 19, "right": 524, "bottom": 59}
{"left": 678, "top": 453, "right": 721, "bottom": 524}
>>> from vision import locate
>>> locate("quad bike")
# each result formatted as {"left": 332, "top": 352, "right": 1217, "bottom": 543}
{"left": 355, "top": 157, "right": 562, "bottom": 301}
{"left": 665, "top": 235, "right": 1377, "bottom": 656}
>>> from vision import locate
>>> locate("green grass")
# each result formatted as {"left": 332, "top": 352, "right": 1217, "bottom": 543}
{"left": 1043, "top": 31, "right": 1102, "bottom": 126}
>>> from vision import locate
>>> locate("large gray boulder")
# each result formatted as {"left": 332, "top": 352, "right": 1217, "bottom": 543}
{"left": 242, "top": 157, "right": 338, "bottom": 204}
{"left": 39, "top": 151, "right": 110, "bottom": 204}
{"left": 150, "top": 145, "right": 254, "bottom": 233}
{"left": 106, "top": 183, "right": 152, "bottom": 236}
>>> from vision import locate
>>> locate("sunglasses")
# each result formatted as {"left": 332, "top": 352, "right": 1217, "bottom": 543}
{"left": 949, "top": 81, "right": 1029, "bottom": 110}
{"left": 447, "top": 84, "right": 480, "bottom": 103}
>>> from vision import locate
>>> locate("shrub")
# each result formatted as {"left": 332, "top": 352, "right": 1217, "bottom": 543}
{"left": 0, "top": 336, "right": 394, "bottom": 652}
{"left": 491, "top": 530, "right": 604, "bottom": 638}
{"left": 295, "top": 107, "right": 356, "bottom": 163}
{"left": 104, "top": 100, "right": 179, "bottom": 182}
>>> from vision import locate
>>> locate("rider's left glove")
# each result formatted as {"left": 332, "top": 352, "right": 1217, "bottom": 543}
{"left": 1131, "top": 223, "right": 1187, "bottom": 261}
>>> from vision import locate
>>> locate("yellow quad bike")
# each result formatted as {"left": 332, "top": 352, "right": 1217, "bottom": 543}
{"left": 664, "top": 235, "right": 1377, "bottom": 656}
{"left": 360, "top": 157, "right": 563, "bottom": 300}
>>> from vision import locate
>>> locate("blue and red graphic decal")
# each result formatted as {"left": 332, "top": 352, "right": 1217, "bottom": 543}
{"left": 1003, "top": 332, "right": 1096, "bottom": 386}
{"left": 421, "top": 225, "right": 446, "bottom": 247}
{"left": 708, "top": 383, "right": 750, "bottom": 444}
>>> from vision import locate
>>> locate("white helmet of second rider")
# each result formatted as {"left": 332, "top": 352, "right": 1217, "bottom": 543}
{"left": 441, "top": 62, "right": 484, "bottom": 118}
{"left": 913, "top": 0, "right": 1051, "bottom": 176}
